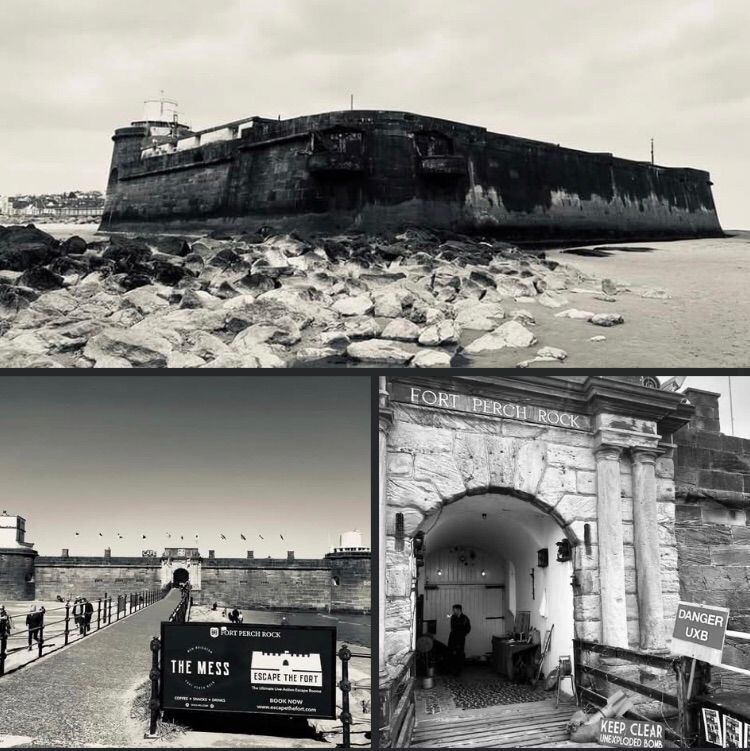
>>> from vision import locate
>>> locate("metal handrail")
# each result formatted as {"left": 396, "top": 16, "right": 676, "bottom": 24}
{"left": 0, "top": 586, "right": 166, "bottom": 677}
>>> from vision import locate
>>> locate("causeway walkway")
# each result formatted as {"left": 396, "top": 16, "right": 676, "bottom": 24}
{"left": 0, "top": 590, "right": 178, "bottom": 747}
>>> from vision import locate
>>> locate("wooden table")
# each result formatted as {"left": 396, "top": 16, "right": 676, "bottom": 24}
{"left": 491, "top": 637, "right": 540, "bottom": 680}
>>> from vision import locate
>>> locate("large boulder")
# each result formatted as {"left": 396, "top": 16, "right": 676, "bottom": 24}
{"left": 102, "top": 236, "right": 152, "bottom": 270}
{"left": 347, "top": 339, "right": 414, "bottom": 365}
{"left": 381, "top": 318, "right": 421, "bottom": 342}
{"left": 464, "top": 321, "right": 537, "bottom": 355}
{"left": 418, "top": 320, "right": 460, "bottom": 346}
{"left": 333, "top": 294, "right": 373, "bottom": 317}
{"left": 0, "top": 225, "right": 59, "bottom": 271}
{"left": 17, "top": 266, "right": 64, "bottom": 291}
{"left": 0, "top": 283, "right": 39, "bottom": 316}
{"left": 83, "top": 328, "right": 173, "bottom": 367}
{"left": 60, "top": 235, "right": 88, "bottom": 255}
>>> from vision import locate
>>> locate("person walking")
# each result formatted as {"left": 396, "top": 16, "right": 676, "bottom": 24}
{"left": 0, "top": 606, "right": 13, "bottom": 639}
{"left": 83, "top": 599, "right": 94, "bottom": 635}
{"left": 26, "top": 606, "right": 44, "bottom": 651}
{"left": 448, "top": 604, "right": 471, "bottom": 677}
{"left": 72, "top": 598, "right": 84, "bottom": 635}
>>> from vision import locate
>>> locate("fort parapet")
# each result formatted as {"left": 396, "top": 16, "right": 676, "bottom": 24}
{"left": 100, "top": 109, "right": 723, "bottom": 242}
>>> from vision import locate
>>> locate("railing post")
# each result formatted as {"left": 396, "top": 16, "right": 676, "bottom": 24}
{"left": 0, "top": 631, "right": 7, "bottom": 677}
{"left": 97, "top": 599, "right": 102, "bottom": 630}
{"left": 103, "top": 593, "right": 108, "bottom": 624}
{"left": 146, "top": 636, "right": 161, "bottom": 738}
{"left": 37, "top": 622, "right": 44, "bottom": 658}
{"left": 338, "top": 644, "right": 352, "bottom": 749}
{"left": 64, "top": 602, "right": 70, "bottom": 645}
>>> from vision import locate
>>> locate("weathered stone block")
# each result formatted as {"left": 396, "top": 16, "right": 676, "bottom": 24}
{"left": 554, "top": 494, "right": 598, "bottom": 524}
{"left": 389, "top": 420, "right": 453, "bottom": 454}
{"left": 656, "top": 478, "right": 675, "bottom": 502}
{"left": 575, "top": 619, "right": 601, "bottom": 642}
{"left": 546, "top": 443, "right": 596, "bottom": 471}
{"left": 656, "top": 456, "right": 674, "bottom": 479}
{"left": 577, "top": 470, "right": 596, "bottom": 495}
{"left": 537, "top": 466, "right": 577, "bottom": 507}
{"left": 386, "top": 597, "right": 413, "bottom": 629}
{"left": 574, "top": 594, "right": 601, "bottom": 621}
{"left": 486, "top": 435, "right": 519, "bottom": 488}
{"left": 387, "top": 452, "right": 413, "bottom": 477}
{"left": 385, "top": 507, "right": 424, "bottom": 537}
{"left": 711, "top": 547, "right": 750, "bottom": 566}
{"left": 385, "top": 562, "right": 413, "bottom": 599}
{"left": 513, "top": 440, "right": 548, "bottom": 496}
{"left": 414, "top": 453, "right": 466, "bottom": 501}
{"left": 453, "top": 432, "right": 490, "bottom": 493}
{"left": 388, "top": 477, "right": 442, "bottom": 515}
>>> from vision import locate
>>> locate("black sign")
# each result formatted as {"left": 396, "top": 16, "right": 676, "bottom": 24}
{"left": 160, "top": 622, "right": 337, "bottom": 719}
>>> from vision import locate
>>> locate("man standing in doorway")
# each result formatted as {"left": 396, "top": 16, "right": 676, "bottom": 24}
{"left": 448, "top": 604, "right": 471, "bottom": 676}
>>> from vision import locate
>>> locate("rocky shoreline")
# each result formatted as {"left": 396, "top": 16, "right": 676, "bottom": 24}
{"left": 0, "top": 223, "right": 637, "bottom": 368}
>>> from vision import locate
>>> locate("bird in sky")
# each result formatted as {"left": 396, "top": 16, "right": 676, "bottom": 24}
{"left": 220, "top": 534, "right": 226, "bottom": 540}
{"left": 75, "top": 532, "right": 80, "bottom": 536}
{"left": 167, "top": 533, "right": 171, "bottom": 539}
{"left": 259, "top": 534, "right": 264, "bottom": 540}
{"left": 240, "top": 534, "right": 246, "bottom": 541}
{"left": 142, "top": 535, "right": 146, "bottom": 539}
{"left": 98, "top": 532, "right": 103, "bottom": 537}
{"left": 280, "top": 534, "right": 284, "bottom": 540}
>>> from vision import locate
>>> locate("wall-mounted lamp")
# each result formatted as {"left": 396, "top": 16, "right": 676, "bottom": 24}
{"left": 556, "top": 539, "right": 572, "bottom": 563}
{"left": 481, "top": 570, "right": 486, "bottom": 577}
{"left": 437, "top": 568, "right": 442, "bottom": 576}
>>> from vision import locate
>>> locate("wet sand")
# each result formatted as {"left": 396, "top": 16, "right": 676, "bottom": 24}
{"left": 541, "top": 232, "right": 750, "bottom": 368}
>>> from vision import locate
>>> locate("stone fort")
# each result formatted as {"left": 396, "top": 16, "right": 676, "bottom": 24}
{"left": 100, "top": 108, "right": 722, "bottom": 242}
{"left": 0, "top": 524, "right": 370, "bottom": 613}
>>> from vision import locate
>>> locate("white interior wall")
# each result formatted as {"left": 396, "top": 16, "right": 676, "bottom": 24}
{"left": 420, "top": 493, "right": 575, "bottom": 679}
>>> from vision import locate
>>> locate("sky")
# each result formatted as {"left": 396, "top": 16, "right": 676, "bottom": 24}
{"left": 675, "top": 375, "right": 750, "bottom": 439}
{"left": 0, "top": 0, "right": 748, "bottom": 228}
{"left": 0, "top": 376, "right": 370, "bottom": 557}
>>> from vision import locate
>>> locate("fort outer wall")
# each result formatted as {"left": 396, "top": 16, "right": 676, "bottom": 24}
{"left": 673, "top": 388, "right": 750, "bottom": 691}
{"left": 100, "top": 110, "right": 723, "bottom": 243}
{"left": 31, "top": 553, "right": 370, "bottom": 614}
{"left": 0, "top": 548, "right": 37, "bottom": 600}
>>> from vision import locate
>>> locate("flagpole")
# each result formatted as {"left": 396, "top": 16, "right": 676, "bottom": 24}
{"left": 728, "top": 376, "right": 736, "bottom": 435}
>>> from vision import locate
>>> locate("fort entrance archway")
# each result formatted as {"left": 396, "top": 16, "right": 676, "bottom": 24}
{"left": 161, "top": 547, "right": 202, "bottom": 590}
{"left": 379, "top": 376, "right": 693, "bottom": 746}
{"left": 172, "top": 567, "right": 189, "bottom": 586}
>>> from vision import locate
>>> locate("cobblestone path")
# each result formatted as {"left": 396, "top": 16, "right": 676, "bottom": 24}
{"left": 0, "top": 590, "right": 178, "bottom": 746}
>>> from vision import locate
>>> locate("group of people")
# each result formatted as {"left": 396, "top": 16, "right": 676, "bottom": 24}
{"left": 72, "top": 598, "right": 94, "bottom": 636}
{"left": 0, "top": 604, "right": 47, "bottom": 650}
{"left": 0, "top": 596, "right": 97, "bottom": 654}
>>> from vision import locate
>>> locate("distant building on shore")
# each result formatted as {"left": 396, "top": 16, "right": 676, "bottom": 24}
{"left": 0, "top": 191, "right": 104, "bottom": 221}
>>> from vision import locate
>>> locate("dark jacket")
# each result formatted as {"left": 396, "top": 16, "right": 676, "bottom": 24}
{"left": 448, "top": 613, "right": 471, "bottom": 649}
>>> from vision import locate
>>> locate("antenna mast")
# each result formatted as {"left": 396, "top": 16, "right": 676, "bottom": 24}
{"left": 650, "top": 137, "right": 655, "bottom": 165}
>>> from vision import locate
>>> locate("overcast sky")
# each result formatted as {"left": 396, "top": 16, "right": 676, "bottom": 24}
{"left": 0, "top": 376, "right": 370, "bottom": 557}
{"left": 1, "top": 0, "right": 748, "bottom": 228}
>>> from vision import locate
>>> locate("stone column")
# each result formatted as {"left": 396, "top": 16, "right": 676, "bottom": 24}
{"left": 595, "top": 444, "right": 629, "bottom": 648}
{"left": 631, "top": 449, "right": 665, "bottom": 650}
{"left": 378, "top": 377, "right": 392, "bottom": 678}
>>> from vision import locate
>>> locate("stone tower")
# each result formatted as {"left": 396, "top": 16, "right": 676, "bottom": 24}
{"left": 0, "top": 514, "right": 38, "bottom": 600}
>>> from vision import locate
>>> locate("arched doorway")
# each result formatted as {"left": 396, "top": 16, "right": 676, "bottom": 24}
{"left": 417, "top": 492, "right": 576, "bottom": 680}
{"left": 173, "top": 568, "right": 189, "bottom": 586}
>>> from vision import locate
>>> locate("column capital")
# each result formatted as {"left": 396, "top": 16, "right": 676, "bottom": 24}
{"left": 631, "top": 448, "right": 662, "bottom": 465}
{"left": 594, "top": 443, "right": 624, "bottom": 461}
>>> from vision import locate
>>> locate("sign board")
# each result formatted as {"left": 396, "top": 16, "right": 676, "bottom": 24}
{"left": 391, "top": 383, "right": 591, "bottom": 431}
{"left": 599, "top": 718, "right": 665, "bottom": 748}
{"left": 161, "top": 622, "right": 336, "bottom": 719}
{"left": 671, "top": 601, "right": 729, "bottom": 665}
